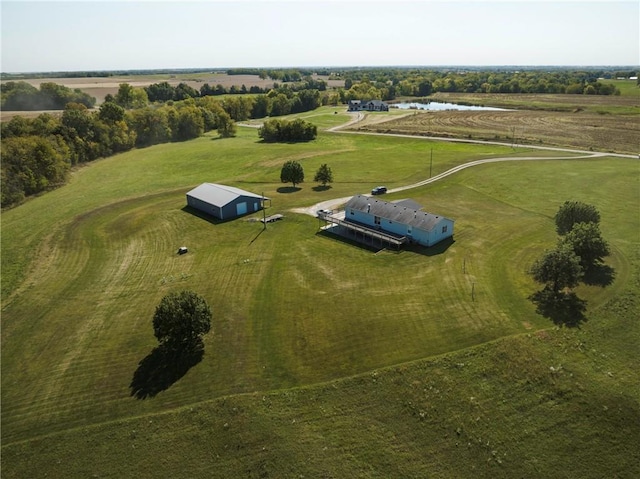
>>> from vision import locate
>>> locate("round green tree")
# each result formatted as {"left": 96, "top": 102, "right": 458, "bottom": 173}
{"left": 280, "top": 160, "right": 304, "bottom": 187}
{"left": 153, "top": 290, "right": 212, "bottom": 349}
{"left": 529, "top": 244, "right": 583, "bottom": 293}
{"left": 562, "top": 222, "right": 610, "bottom": 270}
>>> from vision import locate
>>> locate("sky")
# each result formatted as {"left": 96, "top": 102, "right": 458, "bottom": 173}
{"left": 1, "top": 0, "right": 638, "bottom": 73}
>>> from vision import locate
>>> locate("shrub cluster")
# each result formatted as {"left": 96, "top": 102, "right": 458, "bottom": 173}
{"left": 258, "top": 118, "right": 317, "bottom": 143}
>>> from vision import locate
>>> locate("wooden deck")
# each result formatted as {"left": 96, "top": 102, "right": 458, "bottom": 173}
{"left": 318, "top": 213, "right": 407, "bottom": 248}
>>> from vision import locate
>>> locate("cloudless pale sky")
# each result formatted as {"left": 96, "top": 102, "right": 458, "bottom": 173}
{"left": 1, "top": 0, "right": 638, "bottom": 73}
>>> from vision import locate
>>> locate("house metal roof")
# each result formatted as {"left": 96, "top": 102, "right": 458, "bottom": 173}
{"left": 345, "top": 195, "right": 452, "bottom": 231}
{"left": 186, "top": 183, "right": 266, "bottom": 207}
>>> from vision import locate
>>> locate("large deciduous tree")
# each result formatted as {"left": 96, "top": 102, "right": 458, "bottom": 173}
{"left": 280, "top": 160, "right": 304, "bottom": 188}
{"left": 561, "top": 222, "right": 610, "bottom": 270}
{"left": 153, "top": 290, "right": 212, "bottom": 350}
{"left": 555, "top": 201, "right": 601, "bottom": 235}
{"left": 529, "top": 243, "right": 583, "bottom": 293}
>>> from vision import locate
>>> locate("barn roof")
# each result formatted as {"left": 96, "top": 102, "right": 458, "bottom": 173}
{"left": 345, "top": 195, "right": 452, "bottom": 231}
{"left": 187, "top": 183, "right": 266, "bottom": 207}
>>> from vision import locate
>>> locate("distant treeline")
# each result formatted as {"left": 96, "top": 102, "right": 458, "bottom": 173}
{"left": 1, "top": 85, "right": 323, "bottom": 208}
{"left": 1, "top": 82, "right": 96, "bottom": 110}
{"left": 142, "top": 77, "right": 326, "bottom": 103}
{"left": 0, "top": 68, "right": 221, "bottom": 81}
{"left": 339, "top": 69, "right": 629, "bottom": 100}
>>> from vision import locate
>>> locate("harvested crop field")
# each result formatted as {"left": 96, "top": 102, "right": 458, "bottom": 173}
{"left": 429, "top": 91, "right": 640, "bottom": 112}
{"left": 350, "top": 109, "right": 640, "bottom": 154}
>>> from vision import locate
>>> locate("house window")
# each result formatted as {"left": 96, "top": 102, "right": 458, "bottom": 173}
{"left": 442, "top": 225, "right": 448, "bottom": 233}
{"left": 374, "top": 216, "right": 381, "bottom": 225}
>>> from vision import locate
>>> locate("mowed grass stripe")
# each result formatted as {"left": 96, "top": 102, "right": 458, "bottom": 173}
{"left": 2, "top": 125, "right": 637, "bottom": 446}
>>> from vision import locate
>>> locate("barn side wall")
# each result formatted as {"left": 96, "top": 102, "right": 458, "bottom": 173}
{"left": 187, "top": 194, "right": 223, "bottom": 219}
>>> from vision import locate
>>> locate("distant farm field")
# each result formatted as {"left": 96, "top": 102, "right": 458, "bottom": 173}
{"left": 348, "top": 84, "right": 640, "bottom": 155}
{"left": 353, "top": 109, "right": 640, "bottom": 154}
{"left": 2, "top": 108, "right": 639, "bottom": 477}
{"left": 0, "top": 72, "right": 344, "bottom": 119}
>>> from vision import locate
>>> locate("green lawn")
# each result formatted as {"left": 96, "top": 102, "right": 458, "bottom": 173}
{"left": 2, "top": 121, "right": 639, "bottom": 477}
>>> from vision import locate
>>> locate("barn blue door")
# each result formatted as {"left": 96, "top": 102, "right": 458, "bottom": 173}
{"left": 236, "top": 202, "right": 247, "bottom": 216}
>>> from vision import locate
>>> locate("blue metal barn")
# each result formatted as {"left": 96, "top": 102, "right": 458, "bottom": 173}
{"left": 186, "top": 183, "right": 268, "bottom": 220}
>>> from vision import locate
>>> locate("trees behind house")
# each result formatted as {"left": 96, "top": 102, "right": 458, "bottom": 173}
{"left": 280, "top": 160, "right": 304, "bottom": 188}
{"left": 153, "top": 290, "right": 212, "bottom": 351}
{"left": 314, "top": 163, "right": 333, "bottom": 186}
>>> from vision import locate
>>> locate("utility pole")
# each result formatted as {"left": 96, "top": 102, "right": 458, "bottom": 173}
{"left": 429, "top": 148, "right": 433, "bottom": 178}
{"left": 262, "top": 192, "right": 266, "bottom": 230}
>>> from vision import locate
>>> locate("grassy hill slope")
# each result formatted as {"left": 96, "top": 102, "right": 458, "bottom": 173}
{"left": 2, "top": 116, "right": 638, "bottom": 477}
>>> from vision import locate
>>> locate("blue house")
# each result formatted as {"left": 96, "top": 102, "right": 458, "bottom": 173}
{"left": 348, "top": 100, "right": 389, "bottom": 112}
{"left": 343, "top": 195, "right": 454, "bottom": 247}
{"left": 186, "top": 183, "right": 268, "bottom": 220}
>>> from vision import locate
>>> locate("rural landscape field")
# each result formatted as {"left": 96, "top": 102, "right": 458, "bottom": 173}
{"left": 2, "top": 70, "right": 639, "bottom": 478}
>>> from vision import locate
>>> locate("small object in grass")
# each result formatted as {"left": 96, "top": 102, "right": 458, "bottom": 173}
{"left": 178, "top": 246, "right": 188, "bottom": 255}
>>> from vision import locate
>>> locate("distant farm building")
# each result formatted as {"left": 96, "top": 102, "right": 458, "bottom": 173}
{"left": 348, "top": 100, "right": 389, "bottom": 112}
{"left": 320, "top": 195, "right": 454, "bottom": 248}
{"left": 186, "top": 183, "right": 268, "bottom": 220}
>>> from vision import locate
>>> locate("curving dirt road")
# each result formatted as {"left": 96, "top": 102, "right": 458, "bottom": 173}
{"left": 292, "top": 111, "right": 636, "bottom": 217}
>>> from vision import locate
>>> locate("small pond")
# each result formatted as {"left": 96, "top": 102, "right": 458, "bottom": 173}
{"left": 391, "top": 101, "right": 509, "bottom": 111}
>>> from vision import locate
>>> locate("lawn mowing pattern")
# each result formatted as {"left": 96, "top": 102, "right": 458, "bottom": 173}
{"left": 2, "top": 282, "right": 638, "bottom": 478}
{"left": 1, "top": 123, "right": 638, "bottom": 476}
{"left": 2, "top": 153, "right": 635, "bottom": 444}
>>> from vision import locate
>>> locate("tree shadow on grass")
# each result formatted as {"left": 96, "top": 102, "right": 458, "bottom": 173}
{"left": 312, "top": 185, "right": 332, "bottom": 192}
{"left": 277, "top": 186, "right": 301, "bottom": 194}
{"left": 582, "top": 263, "right": 616, "bottom": 287}
{"left": 529, "top": 289, "right": 588, "bottom": 328}
{"left": 130, "top": 340, "right": 204, "bottom": 399}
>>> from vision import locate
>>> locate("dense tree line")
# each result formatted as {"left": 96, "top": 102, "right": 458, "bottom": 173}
{"left": 1, "top": 68, "right": 218, "bottom": 81}
{"left": 1, "top": 81, "right": 96, "bottom": 110}
{"left": 1, "top": 97, "right": 234, "bottom": 207}
{"left": 143, "top": 78, "right": 326, "bottom": 103}
{"left": 227, "top": 68, "right": 318, "bottom": 81}
{"left": 1, "top": 82, "right": 324, "bottom": 208}
{"left": 331, "top": 67, "right": 634, "bottom": 102}
{"left": 337, "top": 70, "right": 622, "bottom": 101}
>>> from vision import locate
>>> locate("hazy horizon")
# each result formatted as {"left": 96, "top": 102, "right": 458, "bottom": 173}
{"left": 2, "top": 64, "right": 639, "bottom": 76}
{"left": 2, "top": 1, "right": 638, "bottom": 74}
